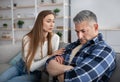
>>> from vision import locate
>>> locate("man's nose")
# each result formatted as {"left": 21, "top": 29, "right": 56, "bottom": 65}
{"left": 78, "top": 32, "right": 83, "bottom": 39}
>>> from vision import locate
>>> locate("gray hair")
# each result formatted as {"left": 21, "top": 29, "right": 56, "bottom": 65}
{"left": 73, "top": 10, "right": 97, "bottom": 24}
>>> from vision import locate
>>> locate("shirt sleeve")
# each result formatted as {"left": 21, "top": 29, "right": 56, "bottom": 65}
{"left": 64, "top": 49, "right": 115, "bottom": 82}
{"left": 52, "top": 33, "right": 60, "bottom": 51}
{"left": 30, "top": 56, "right": 49, "bottom": 72}
{"left": 22, "top": 36, "right": 30, "bottom": 61}
{"left": 22, "top": 36, "right": 49, "bottom": 71}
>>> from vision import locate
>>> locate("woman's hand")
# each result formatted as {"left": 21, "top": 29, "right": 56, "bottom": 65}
{"left": 52, "top": 48, "right": 65, "bottom": 56}
{"left": 55, "top": 56, "right": 64, "bottom": 64}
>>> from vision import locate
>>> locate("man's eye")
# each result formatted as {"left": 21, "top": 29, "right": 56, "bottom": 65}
{"left": 81, "top": 30, "right": 85, "bottom": 33}
{"left": 75, "top": 30, "right": 78, "bottom": 33}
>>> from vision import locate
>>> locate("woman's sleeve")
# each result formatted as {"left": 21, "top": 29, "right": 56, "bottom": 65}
{"left": 30, "top": 56, "right": 49, "bottom": 72}
{"left": 23, "top": 34, "right": 60, "bottom": 72}
{"left": 22, "top": 36, "right": 30, "bottom": 61}
{"left": 30, "top": 34, "right": 60, "bottom": 72}
{"left": 30, "top": 34, "right": 60, "bottom": 71}
{"left": 22, "top": 36, "right": 45, "bottom": 72}
{"left": 52, "top": 34, "right": 60, "bottom": 51}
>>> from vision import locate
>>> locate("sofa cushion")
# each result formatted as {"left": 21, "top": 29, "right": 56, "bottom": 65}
{"left": 0, "top": 63, "right": 11, "bottom": 75}
{"left": 9, "top": 51, "right": 22, "bottom": 65}
{"left": 0, "top": 44, "right": 21, "bottom": 63}
{"left": 109, "top": 53, "right": 120, "bottom": 82}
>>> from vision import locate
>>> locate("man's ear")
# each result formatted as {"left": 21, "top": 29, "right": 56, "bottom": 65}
{"left": 94, "top": 23, "right": 98, "bottom": 31}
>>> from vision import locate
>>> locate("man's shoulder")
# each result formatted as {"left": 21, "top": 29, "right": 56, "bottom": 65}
{"left": 96, "top": 41, "right": 113, "bottom": 52}
{"left": 91, "top": 42, "right": 116, "bottom": 57}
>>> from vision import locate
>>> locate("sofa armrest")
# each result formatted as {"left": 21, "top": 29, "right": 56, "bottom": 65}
{"left": 109, "top": 53, "right": 120, "bottom": 82}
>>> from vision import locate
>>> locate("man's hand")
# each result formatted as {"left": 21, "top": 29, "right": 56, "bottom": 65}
{"left": 57, "top": 74, "right": 64, "bottom": 82}
{"left": 47, "top": 53, "right": 73, "bottom": 76}
{"left": 47, "top": 59, "right": 73, "bottom": 76}
{"left": 55, "top": 56, "right": 64, "bottom": 82}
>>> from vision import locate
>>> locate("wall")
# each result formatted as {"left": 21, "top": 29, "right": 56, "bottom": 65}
{"left": 0, "top": 0, "right": 69, "bottom": 45}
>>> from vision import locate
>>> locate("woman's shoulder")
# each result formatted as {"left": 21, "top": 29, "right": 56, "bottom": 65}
{"left": 22, "top": 35, "right": 30, "bottom": 42}
{"left": 51, "top": 33, "right": 60, "bottom": 42}
{"left": 52, "top": 33, "right": 59, "bottom": 39}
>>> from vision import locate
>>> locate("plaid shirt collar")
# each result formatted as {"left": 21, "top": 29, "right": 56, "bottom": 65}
{"left": 66, "top": 33, "right": 104, "bottom": 52}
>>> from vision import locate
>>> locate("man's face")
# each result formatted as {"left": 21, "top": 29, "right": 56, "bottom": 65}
{"left": 75, "top": 21, "right": 98, "bottom": 45}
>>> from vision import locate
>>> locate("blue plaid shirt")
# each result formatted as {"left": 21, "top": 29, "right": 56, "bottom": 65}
{"left": 46, "top": 33, "right": 116, "bottom": 82}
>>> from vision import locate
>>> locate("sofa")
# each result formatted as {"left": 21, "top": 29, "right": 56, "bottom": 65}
{"left": 0, "top": 43, "right": 120, "bottom": 82}
{"left": 0, "top": 44, "right": 22, "bottom": 74}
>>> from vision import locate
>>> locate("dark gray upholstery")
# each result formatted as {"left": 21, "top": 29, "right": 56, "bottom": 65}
{"left": 59, "top": 42, "right": 69, "bottom": 49}
{"left": 109, "top": 53, "right": 120, "bottom": 82}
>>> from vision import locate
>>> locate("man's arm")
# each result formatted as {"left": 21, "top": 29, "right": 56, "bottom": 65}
{"left": 46, "top": 57, "right": 73, "bottom": 76}
{"left": 64, "top": 52, "right": 116, "bottom": 82}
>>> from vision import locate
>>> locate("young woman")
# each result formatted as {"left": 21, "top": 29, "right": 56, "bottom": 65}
{"left": 0, "top": 10, "right": 65, "bottom": 82}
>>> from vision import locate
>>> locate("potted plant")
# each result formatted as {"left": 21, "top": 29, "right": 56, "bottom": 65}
{"left": 56, "top": 31, "right": 62, "bottom": 40}
{"left": 53, "top": 8, "right": 60, "bottom": 16}
{"left": 41, "top": 0, "right": 44, "bottom": 3}
{"left": 3, "top": 23, "right": 8, "bottom": 28}
{"left": 51, "top": 0, "right": 56, "bottom": 3}
{"left": 13, "top": 3, "right": 17, "bottom": 7}
{"left": 17, "top": 20, "right": 24, "bottom": 28}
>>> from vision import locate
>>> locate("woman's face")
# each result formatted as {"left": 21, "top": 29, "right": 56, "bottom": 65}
{"left": 43, "top": 14, "right": 55, "bottom": 33}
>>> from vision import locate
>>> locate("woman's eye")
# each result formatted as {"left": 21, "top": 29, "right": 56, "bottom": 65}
{"left": 47, "top": 21, "right": 50, "bottom": 23}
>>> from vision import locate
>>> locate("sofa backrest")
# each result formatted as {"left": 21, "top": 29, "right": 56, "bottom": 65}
{"left": 0, "top": 42, "right": 67, "bottom": 64}
{"left": 0, "top": 44, "right": 21, "bottom": 63}
{"left": 59, "top": 42, "right": 69, "bottom": 49}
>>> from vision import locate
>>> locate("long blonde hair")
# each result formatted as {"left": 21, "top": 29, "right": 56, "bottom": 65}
{"left": 22, "top": 10, "right": 55, "bottom": 72}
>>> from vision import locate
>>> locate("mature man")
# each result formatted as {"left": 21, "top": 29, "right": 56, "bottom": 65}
{"left": 46, "top": 10, "right": 116, "bottom": 82}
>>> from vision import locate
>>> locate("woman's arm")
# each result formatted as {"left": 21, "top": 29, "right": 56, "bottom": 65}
{"left": 23, "top": 34, "right": 65, "bottom": 72}
{"left": 30, "top": 48, "right": 65, "bottom": 72}
{"left": 30, "top": 56, "right": 49, "bottom": 72}
{"left": 52, "top": 33, "right": 60, "bottom": 51}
